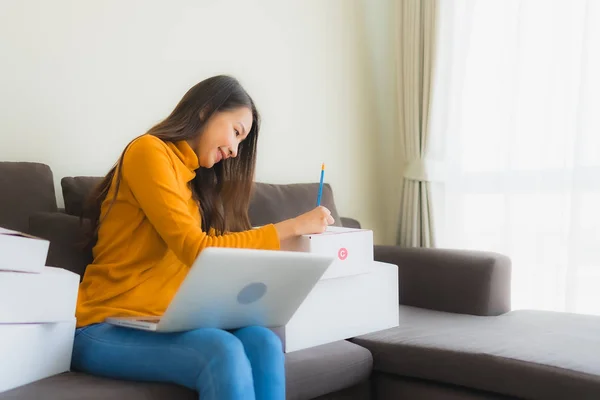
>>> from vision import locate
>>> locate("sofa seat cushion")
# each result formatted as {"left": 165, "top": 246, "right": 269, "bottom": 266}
{"left": 0, "top": 340, "right": 372, "bottom": 400}
{"left": 351, "top": 306, "right": 600, "bottom": 400}
{"left": 285, "top": 340, "right": 372, "bottom": 400}
{"left": 0, "top": 372, "right": 195, "bottom": 400}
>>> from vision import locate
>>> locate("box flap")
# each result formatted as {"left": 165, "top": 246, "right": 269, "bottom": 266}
{"left": 0, "top": 227, "right": 21, "bottom": 235}
{"left": 0, "top": 227, "right": 44, "bottom": 241}
{"left": 305, "top": 226, "right": 369, "bottom": 238}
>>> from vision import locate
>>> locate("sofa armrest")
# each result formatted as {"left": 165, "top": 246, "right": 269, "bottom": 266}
{"left": 340, "top": 217, "right": 361, "bottom": 229}
{"left": 374, "top": 246, "right": 511, "bottom": 316}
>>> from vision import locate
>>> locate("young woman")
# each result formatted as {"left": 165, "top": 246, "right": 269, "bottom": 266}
{"left": 71, "top": 75, "right": 335, "bottom": 400}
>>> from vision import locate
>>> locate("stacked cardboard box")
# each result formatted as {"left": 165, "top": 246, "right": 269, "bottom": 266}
{"left": 278, "top": 226, "right": 399, "bottom": 352}
{"left": 0, "top": 228, "right": 79, "bottom": 393}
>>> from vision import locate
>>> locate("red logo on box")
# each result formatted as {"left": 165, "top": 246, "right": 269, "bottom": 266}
{"left": 338, "top": 248, "right": 348, "bottom": 261}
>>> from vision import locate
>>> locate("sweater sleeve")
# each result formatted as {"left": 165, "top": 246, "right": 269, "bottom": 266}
{"left": 121, "top": 136, "right": 280, "bottom": 267}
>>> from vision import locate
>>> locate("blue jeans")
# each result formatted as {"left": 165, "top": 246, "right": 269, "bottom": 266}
{"left": 71, "top": 323, "right": 285, "bottom": 400}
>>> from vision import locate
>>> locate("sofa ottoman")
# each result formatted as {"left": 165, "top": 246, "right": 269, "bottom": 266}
{"left": 353, "top": 306, "right": 600, "bottom": 400}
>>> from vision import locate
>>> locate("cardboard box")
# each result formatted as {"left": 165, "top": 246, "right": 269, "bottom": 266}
{"left": 0, "top": 319, "right": 76, "bottom": 393}
{"left": 275, "top": 261, "right": 399, "bottom": 353}
{"left": 0, "top": 267, "right": 80, "bottom": 323}
{"left": 0, "top": 227, "right": 49, "bottom": 273}
{"left": 280, "top": 226, "right": 374, "bottom": 279}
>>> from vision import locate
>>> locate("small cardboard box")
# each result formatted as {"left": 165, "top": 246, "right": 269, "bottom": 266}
{"left": 0, "top": 319, "right": 76, "bottom": 393}
{"left": 0, "top": 267, "right": 80, "bottom": 323}
{"left": 280, "top": 226, "right": 374, "bottom": 279}
{"left": 0, "top": 227, "right": 49, "bottom": 273}
{"left": 275, "top": 261, "right": 399, "bottom": 353}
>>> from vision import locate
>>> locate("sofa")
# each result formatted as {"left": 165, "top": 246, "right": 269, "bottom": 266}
{"left": 0, "top": 161, "right": 599, "bottom": 400}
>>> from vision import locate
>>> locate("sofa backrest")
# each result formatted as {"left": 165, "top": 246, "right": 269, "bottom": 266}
{"left": 61, "top": 176, "right": 343, "bottom": 227}
{"left": 29, "top": 177, "right": 345, "bottom": 279}
{"left": 61, "top": 176, "right": 101, "bottom": 217}
{"left": 28, "top": 212, "right": 93, "bottom": 279}
{"left": 0, "top": 162, "right": 58, "bottom": 232}
{"left": 248, "top": 182, "right": 342, "bottom": 227}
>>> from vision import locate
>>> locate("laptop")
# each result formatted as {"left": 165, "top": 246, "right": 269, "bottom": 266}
{"left": 105, "top": 247, "right": 334, "bottom": 332}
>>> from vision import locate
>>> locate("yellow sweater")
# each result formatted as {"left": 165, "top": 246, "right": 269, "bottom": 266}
{"left": 75, "top": 135, "right": 280, "bottom": 327}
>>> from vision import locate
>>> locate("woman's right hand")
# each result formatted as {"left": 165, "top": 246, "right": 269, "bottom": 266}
{"left": 293, "top": 206, "right": 335, "bottom": 235}
{"left": 274, "top": 206, "right": 335, "bottom": 241}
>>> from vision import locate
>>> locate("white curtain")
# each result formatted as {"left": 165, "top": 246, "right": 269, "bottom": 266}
{"left": 431, "top": 0, "right": 600, "bottom": 315}
{"left": 396, "top": 0, "right": 438, "bottom": 248}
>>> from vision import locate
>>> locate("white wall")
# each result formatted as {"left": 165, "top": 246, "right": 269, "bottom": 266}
{"left": 0, "top": 0, "right": 385, "bottom": 241}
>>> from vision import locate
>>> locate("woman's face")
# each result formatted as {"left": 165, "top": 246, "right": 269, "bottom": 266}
{"left": 193, "top": 107, "right": 253, "bottom": 168}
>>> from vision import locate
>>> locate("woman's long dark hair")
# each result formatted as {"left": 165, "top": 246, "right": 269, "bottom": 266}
{"left": 83, "top": 75, "right": 260, "bottom": 243}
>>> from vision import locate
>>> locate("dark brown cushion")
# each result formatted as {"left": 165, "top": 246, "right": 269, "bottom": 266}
{"left": 374, "top": 246, "right": 511, "bottom": 316}
{"left": 28, "top": 212, "right": 93, "bottom": 279}
{"left": 372, "top": 374, "right": 510, "bottom": 400}
{"left": 249, "top": 183, "right": 342, "bottom": 227}
{"left": 0, "top": 341, "right": 372, "bottom": 400}
{"left": 61, "top": 176, "right": 103, "bottom": 216}
{"left": 340, "top": 217, "right": 361, "bottom": 229}
{"left": 352, "top": 306, "right": 600, "bottom": 400}
{"left": 312, "top": 382, "right": 371, "bottom": 400}
{"left": 286, "top": 340, "right": 372, "bottom": 399}
{"left": 0, "top": 162, "right": 58, "bottom": 232}
{"left": 0, "top": 372, "right": 195, "bottom": 400}
{"left": 61, "top": 177, "right": 344, "bottom": 228}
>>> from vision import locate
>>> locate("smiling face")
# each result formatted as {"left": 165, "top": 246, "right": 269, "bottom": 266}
{"left": 191, "top": 107, "right": 253, "bottom": 168}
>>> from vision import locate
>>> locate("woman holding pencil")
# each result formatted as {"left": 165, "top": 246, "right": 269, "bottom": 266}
{"left": 71, "top": 75, "right": 335, "bottom": 400}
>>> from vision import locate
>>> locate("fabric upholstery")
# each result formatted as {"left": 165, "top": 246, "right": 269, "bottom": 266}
{"left": 340, "top": 217, "right": 361, "bottom": 229}
{"left": 285, "top": 340, "right": 372, "bottom": 400}
{"left": 0, "top": 341, "right": 372, "bottom": 400}
{"left": 312, "top": 381, "right": 371, "bottom": 400}
{"left": 61, "top": 178, "right": 344, "bottom": 229}
{"left": 0, "top": 162, "right": 57, "bottom": 232}
{"left": 372, "top": 373, "right": 514, "bottom": 400}
{"left": 249, "top": 182, "right": 342, "bottom": 227}
{"left": 28, "top": 212, "right": 92, "bottom": 279}
{"left": 374, "top": 246, "right": 511, "bottom": 316}
{"left": 0, "top": 372, "right": 195, "bottom": 400}
{"left": 352, "top": 306, "right": 600, "bottom": 400}
{"left": 60, "top": 176, "right": 102, "bottom": 216}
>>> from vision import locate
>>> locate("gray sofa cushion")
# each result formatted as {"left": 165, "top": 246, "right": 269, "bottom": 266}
{"left": 249, "top": 183, "right": 342, "bottom": 227}
{"left": 312, "top": 381, "right": 371, "bottom": 400}
{"left": 373, "top": 374, "right": 512, "bottom": 400}
{"left": 0, "top": 372, "right": 195, "bottom": 400}
{"left": 352, "top": 306, "right": 600, "bottom": 400}
{"left": 340, "top": 217, "right": 361, "bottom": 229}
{"left": 28, "top": 212, "right": 92, "bottom": 279}
{"left": 374, "top": 247, "right": 511, "bottom": 316}
{"left": 0, "top": 341, "right": 372, "bottom": 400}
{"left": 0, "top": 162, "right": 58, "bottom": 232}
{"left": 61, "top": 176, "right": 102, "bottom": 216}
{"left": 286, "top": 340, "right": 372, "bottom": 400}
{"left": 61, "top": 177, "right": 343, "bottom": 228}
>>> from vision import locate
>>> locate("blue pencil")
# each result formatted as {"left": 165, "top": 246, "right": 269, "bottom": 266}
{"left": 316, "top": 163, "right": 325, "bottom": 206}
